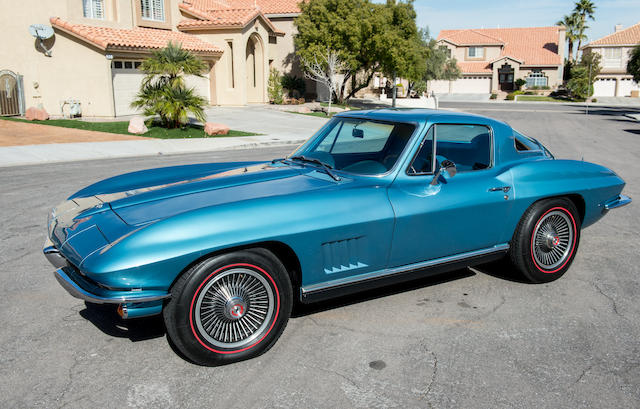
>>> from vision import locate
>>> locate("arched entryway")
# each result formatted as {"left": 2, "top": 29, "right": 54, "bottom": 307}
{"left": 245, "top": 33, "right": 265, "bottom": 103}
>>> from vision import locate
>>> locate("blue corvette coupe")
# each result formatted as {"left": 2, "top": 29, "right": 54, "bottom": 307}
{"left": 44, "top": 109, "right": 631, "bottom": 365}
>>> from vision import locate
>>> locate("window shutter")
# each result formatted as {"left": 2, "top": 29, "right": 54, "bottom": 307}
{"left": 141, "top": 0, "right": 151, "bottom": 19}
{"left": 94, "top": 0, "right": 104, "bottom": 19}
{"left": 83, "top": 0, "right": 91, "bottom": 17}
{"left": 153, "top": 0, "right": 164, "bottom": 21}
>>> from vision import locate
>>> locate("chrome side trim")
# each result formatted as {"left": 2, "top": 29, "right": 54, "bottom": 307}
{"left": 43, "top": 238, "right": 69, "bottom": 269}
{"left": 301, "top": 243, "right": 510, "bottom": 294}
{"left": 604, "top": 194, "right": 632, "bottom": 210}
{"left": 53, "top": 268, "right": 171, "bottom": 304}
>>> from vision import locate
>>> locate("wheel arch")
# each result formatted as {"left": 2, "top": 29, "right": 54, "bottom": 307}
{"left": 167, "top": 240, "right": 302, "bottom": 296}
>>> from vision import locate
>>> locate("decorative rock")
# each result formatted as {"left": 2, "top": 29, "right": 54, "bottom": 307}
{"left": 128, "top": 116, "right": 148, "bottom": 134}
{"left": 204, "top": 122, "right": 230, "bottom": 136}
{"left": 25, "top": 106, "right": 49, "bottom": 121}
{"left": 308, "top": 102, "right": 323, "bottom": 112}
{"left": 297, "top": 106, "right": 311, "bottom": 114}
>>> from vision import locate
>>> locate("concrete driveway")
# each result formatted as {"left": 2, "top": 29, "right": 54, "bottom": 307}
{"left": 1, "top": 103, "right": 638, "bottom": 408}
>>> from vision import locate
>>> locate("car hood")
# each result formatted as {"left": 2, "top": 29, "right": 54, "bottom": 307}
{"left": 69, "top": 161, "right": 343, "bottom": 226}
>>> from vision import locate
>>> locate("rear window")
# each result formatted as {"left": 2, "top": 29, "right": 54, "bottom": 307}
{"left": 514, "top": 131, "right": 541, "bottom": 151}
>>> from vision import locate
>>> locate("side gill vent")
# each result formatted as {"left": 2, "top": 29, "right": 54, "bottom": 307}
{"left": 321, "top": 236, "right": 368, "bottom": 274}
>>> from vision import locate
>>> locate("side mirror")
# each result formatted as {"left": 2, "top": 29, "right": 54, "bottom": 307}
{"left": 430, "top": 160, "right": 457, "bottom": 185}
{"left": 352, "top": 128, "right": 364, "bottom": 138}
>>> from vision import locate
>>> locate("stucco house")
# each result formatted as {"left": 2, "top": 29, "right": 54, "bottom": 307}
{"left": 431, "top": 26, "right": 565, "bottom": 95}
{"left": 0, "top": 0, "right": 305, "bottom": 117}
{"left": 581, "top": 22, "right": 640, "bottom": 97}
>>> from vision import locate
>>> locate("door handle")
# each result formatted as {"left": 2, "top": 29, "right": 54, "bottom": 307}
{"left": 489, "top": 186, "right": 511, "bottom": 193}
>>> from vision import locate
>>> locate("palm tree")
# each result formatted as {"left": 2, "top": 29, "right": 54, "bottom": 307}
{"left": 574, "top": 0, "right": 596, "bottom": 53}
{"left": 556, "top": 14, "right": 580, "bottom": 62}
{"left": 132, "top": 42, "right": 209, "bottom": 128}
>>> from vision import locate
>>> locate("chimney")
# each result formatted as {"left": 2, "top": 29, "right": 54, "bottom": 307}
{"left": 615, "top": 24, "right": 623, "bottom": 32}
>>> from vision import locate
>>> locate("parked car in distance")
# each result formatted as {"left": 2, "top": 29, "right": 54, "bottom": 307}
{"left": 44, "top": 109, "right": 631, "bottom": 365}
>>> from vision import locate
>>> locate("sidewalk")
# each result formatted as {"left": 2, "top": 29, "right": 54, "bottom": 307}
{"left": 0, "top": 107, "right": 327, "bottom": 167}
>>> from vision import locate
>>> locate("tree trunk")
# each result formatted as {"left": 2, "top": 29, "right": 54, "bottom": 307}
{"left": 568, "top": 41, "right": 574, "bottom": 63}
{"left": 344, "top": 68, "right": 378, "bottom": 100}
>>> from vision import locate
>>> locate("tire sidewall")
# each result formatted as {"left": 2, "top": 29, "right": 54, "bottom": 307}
{"left": 166, "top": 250, "right": 292, "bottom": 366}
{"left": 519, "top": 199, "right": 581, "bottom": 283}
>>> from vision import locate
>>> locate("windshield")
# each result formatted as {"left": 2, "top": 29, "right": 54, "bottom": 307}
{"left": 292, "top": 117, "right": 416, "bottom": 175}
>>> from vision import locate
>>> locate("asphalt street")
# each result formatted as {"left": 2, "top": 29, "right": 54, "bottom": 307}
{"left": 1, "top": 102, "right": 639, "bottom": 408}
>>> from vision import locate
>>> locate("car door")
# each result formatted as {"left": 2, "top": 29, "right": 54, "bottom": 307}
{"left": 387, "top": 122, "right": 514, "bottom": 267}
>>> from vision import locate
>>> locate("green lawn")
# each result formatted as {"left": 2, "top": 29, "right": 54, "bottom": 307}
{"left": 287, "top": 111, "right": 334, "bottom": 118}
{"left": 320, "top": 102, "right": 355, "bottom": 109}
{"left": 515, "top": 95, "right": 587, "bottom": 103}
{"left": 0, "top": 117, "right": 259, "bottom": 138}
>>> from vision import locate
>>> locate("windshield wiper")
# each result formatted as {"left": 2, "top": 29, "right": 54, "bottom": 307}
{"left": 288, "top": 155, "right": 341, "bottom": 181}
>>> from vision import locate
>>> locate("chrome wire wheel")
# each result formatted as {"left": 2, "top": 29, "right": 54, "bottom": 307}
{"left": 532, "top": 210, "right": 574, "bottom": 270}
{"left": 194, "top": 268, "right": 275, "bottom": 349}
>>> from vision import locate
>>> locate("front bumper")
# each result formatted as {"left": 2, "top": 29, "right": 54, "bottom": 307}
{"left": 44, "top": 239, "right": 170, "bottom": 305}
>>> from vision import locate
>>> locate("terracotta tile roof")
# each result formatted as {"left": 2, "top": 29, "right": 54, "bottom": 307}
{"left": 585, "top": 22, "right": 640, "bottom": 46}
{"left": 182, "top": 0, "right": 301, "bottom": 15}
{"left": 50, "top": 17, "right": 222, "bottom": 54}
{"left": 178, "top": 2, "right": 284, "bottom": 34}
{"left": 456, "top": 62, "right": 492, "bottom": 74}
{"left": 178, "top": 7, "right": 260, "bottom": 27}
{"left": 438, "top": 26, "right": 562, "bottom": 70}
{"left": 438, "top": 29, "right": 504, "bottom": 46}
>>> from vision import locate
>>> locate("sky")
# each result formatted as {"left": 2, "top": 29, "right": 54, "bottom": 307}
{"left": 392, "top": 0, "right": 640, "bottom": 43}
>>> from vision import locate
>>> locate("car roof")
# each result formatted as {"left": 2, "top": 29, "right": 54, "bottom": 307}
{"left": 335, "top": 108, "right": 506, "bottom": 126}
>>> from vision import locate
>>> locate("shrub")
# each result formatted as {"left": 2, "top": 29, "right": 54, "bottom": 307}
{"left": 281, "top": 74, "right": 306, "bottom": 98}
{"left": 506, "top": 90, "right": 524, "bottom": 100}
{"left": 268, "top": 68, "right": 284, "bottom": 104}
{"left": 490, "top": 93, "right": 497, "bottom": 99}
{"left": 132, "top": 42, "right": 208, "bottom": 128}
{"left": 515, "top": 78, "right": 526, "bottom": 91}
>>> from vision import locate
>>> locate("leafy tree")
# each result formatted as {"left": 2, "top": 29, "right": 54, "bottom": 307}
{"left": 132, "top": 42, "right": 208, "bottom": 128}
{"left": 268, "top": 68, "right": 284, "bottom": 104}
{"left": 294, "top": 0, "right": 424, "bottom": 102}
{"left": 628, "top": 45, "right": 640, "bottom": 83}
{"left": 567, "top": 51, "right": 601, "bottom": 99}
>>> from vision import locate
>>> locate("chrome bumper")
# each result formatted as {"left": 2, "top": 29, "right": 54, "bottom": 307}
{"left": 43, "top": 238, "right": 69, "bottom": 269}
{"left": 45, "top": 239, "right": 170, "bottom": 304}
{"left": 604, "top": 194, "right": 632, "bottom": 210}
{"left": 53, "top": 267, "right": 170, "bottom": 304}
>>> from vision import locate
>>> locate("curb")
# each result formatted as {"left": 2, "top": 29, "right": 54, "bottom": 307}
{"left": 0, "top": 137, "right": 307, "bottom": 168}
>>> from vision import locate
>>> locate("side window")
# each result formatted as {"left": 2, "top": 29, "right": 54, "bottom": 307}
{"left": 408, "top": 126, "right": 434, "bottom": 174}
{"left": 435, "top": 124, "right": 491, "bottom": 172}
{"left": 514, "top": 130, "right": 540, "bottom": 152}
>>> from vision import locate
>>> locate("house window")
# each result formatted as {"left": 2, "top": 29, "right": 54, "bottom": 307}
{"left": 227, "top": 41, "right": 235, "bottom": 88}
{"left": 468, "top": 47, "right": 484, "bottom": 58}
{"left": 141, "top": 0, "right": 164, "bottom": 22}
{"left": 603, "top": 48, "right": 622, "bottom": 68}
{"left": 526, "top": 70, "right": 547, "bottom": 87}
{"left": 112, "top": 60, "right": 142, "bottom": 70}
{"left": 83, "top": 0, "right": 104, "bottom": 19}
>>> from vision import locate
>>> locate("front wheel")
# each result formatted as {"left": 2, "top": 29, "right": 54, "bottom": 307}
{"left": 509, "top": 198, "right": 581, "bottom": 283}
{"left": 163, "top": 249, "right": 292, "bottom": 366}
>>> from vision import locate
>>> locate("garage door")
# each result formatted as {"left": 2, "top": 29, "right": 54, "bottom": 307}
{"left": 112, "top": 60, "right": 210, "bottom": 117}
{"left": 618, "top": 78, "right": 640, "bottom": 97}
{"left": 450, "top": 77, "right": 491, "bottom": 94}
{"left": 429, "top": 80, "right": 450, "bottom": 94}
{"left": 593, "top": 78, "right": 616, "bottom": 97}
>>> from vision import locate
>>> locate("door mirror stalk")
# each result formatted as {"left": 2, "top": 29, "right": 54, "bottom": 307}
{"left": 430, "top": 160, "right": 457, "bottom": 186}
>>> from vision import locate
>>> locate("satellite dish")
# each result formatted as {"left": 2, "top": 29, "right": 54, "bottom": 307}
{"left": 29, "top": 24, "right": 54, "bottom": 40}
{"left": 28, "top": 24, "right": 55, "bottom": 57}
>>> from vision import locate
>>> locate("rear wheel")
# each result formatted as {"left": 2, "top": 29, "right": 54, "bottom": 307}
{"left": 509, "top": 198, "right": 581, "bottom": 283}
{"left": 163, "top": 249, "right": 292, "bottom": 366}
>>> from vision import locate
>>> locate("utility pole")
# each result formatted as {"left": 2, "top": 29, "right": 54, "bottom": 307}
{"left": 392, "top": 71, "right": 397, "bottom": 108}
{"left": 586, "top": 62, "right": 591, "bottom": 116}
